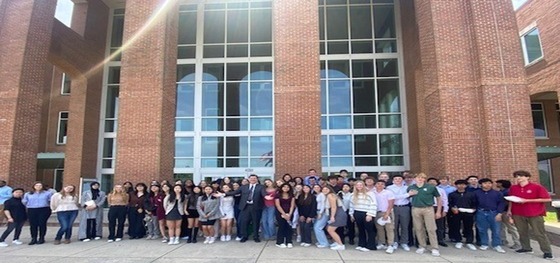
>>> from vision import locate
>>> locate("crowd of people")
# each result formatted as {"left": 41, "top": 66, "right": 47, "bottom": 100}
{"left": 0, "top": 169, "right": 554, "bottom": 259}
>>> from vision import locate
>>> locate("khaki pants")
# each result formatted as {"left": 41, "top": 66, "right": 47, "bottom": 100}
{"left": 500, "top": 212, "right": 520, "bottom": 247}
{"left": 412, "top": 206, "right": 438, "bottom": 250}
{"left": 375, "top": 211, "right": 395, "bottom": 245}
{"left": 513, "top": 215, "right": 551, "bottom": 253}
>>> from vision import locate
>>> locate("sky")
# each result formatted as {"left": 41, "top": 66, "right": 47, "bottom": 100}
{"left": 54, "top": 0, "right": 73, "bottom": 27}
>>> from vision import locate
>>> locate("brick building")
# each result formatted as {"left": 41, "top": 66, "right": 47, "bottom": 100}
{"left": 0, "top": 0, "right": 541, "bottom": 193}
{"left": 516, "top": 0, "right": 560, "bottom": 194}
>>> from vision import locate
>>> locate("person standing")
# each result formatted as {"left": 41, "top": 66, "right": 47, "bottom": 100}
{"left": 0, "top": 188, "right": 27, "bottom": 247}
{"left": 325, "top": 186, "right": 347, "bottom": 250}
{"left": 427, "top": 177, "right": 449, "bottom": 247}
{"left": 313, "top": 185, "right": 329, "bottom": 248}
{"left": 386, "top": 174, "right": 411, "bottom": 251}
{"left": 185, "top": 185, "right": 201, "bottom": 243}
{"left": 221, "top": 174, "right": 267, "bottom": 242}
{"left": 495, "top": 179, "right": 521, "bottom": 250}
{"left": 373, "top": 180, "right": 396, "bottom": 254}
{"left": 275, "top": 183, "right": 296, "bottom": 248}
{"left": 438, "top": 176, "right": 457, "bottom": 196}
{"left": 128, "top": 183, "right": 150, "bottom": 239}
{"left": 407, "top": 173, "right": 442, "bottom": 256}
{"left": 79, "top": 182, "right": 106, "bottom": 241}
{"left": 339, "top": 183, "right": 355, "bottom": 245}
{"left": 349, "top": 181, "right": 378, "bottom": 252}
{"left": 219, "top": 184, "right": 235, "bottom": 241}
{"left": 447, "top": 179, "right": 477, "bottom": 250}
{"left": 23, "top": 182, "right": 52, "bottom": 245}
{"left": 473, "top": 178, "right": 506, "bottom": 253}
{"left": 198, "top": 186, "right": 221, "bottom": 244}
{"left": 0, "top": 180, "right": 13, "bottom": 226}
{"left": 297, "top": 185, "right": 317, "bottom": 247}
{"left": 164, "top": 184, "right": 186, "bottom": 245}
{"left": 50, "top": 185, "right": 80, "bottom": 244}
{"left": 146, "top": 183, "right": 163, "bottom": 240}
{"left": 508, "top": 170, "right": 553, "bottom": 259}
{"left": 107, "top": 184, "right": 129, "bottom": 242}
{"left": 261, "top": 179, "right": 277, "bottom": 241}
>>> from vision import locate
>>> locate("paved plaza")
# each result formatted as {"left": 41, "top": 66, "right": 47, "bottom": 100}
{"left": 1, "top": 226, "right": 560, "bottom": 263}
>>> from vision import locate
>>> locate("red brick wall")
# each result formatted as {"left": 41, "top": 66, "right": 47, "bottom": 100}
{"left": 115, "top": 0, "right": 178, "bottom": 184}
{"left": 273, "top": 0, "right": 322, "bottom": 179}
{"left": 0, "top": 0, "right": 57, "bottom": 189}
{"left": 408, "top": 0, "right": 536, "bottom": 182}
{"left": 516, "top": 0, "right": 560, "bottom": 95}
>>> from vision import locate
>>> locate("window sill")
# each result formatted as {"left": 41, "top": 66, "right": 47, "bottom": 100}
{"left": 525, "top": 56, "right": 544, "bottom": 67}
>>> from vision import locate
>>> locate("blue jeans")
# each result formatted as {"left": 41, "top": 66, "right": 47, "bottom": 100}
{"left": 314, "top": 214, "right": 329, "bottom": 246}
{"left": 476, "top": 210, "right": 501, "bottom": 247}
{"left": 261, "top": 206, "right": 276, "bottom": 239}
{"left": 56, "top": 210, "right": 79, "bottom": 240}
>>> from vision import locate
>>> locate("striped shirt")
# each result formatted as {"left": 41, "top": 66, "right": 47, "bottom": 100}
{"left": 349, "top": 192, "right": 378, "bottom": 217}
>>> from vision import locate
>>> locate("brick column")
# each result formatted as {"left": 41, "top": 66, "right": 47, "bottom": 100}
{"left": 115, "top": 0, "right": 178, "bottom": 184}
{"left": 273, "top": 0, "right": 322, "bottom": 179}
{"left": 62, "top": 0, "right": 108, "bottom": 189}
{"left": 413, "top": 0, "right": 537, "bottom": 179}
{"left": 0, "top": 0, "right": 57, "bottom": 187}
{"left": 467, "top": 0, "right": 537, "bottom": 178}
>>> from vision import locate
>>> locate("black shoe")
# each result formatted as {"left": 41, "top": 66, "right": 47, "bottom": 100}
{"left": 348, "top": 240, "right": 355, "bottom": 245}
{"left": 37, "top": 239, "right": 45, "bottom": 245}
{"left": 254, "top": 237, "right": 261, "bottom": 243}
{"left": 240, "top": 237, "right": 248, "bottom": 243}
{"left": 516, "top": 248, "right": 534, "bottom": 254}
{"left": 438, "top": 242, "right": 448, "bottom": 247}
{"left": 544, "top": 253, "right": 554, "bottom": 259}
{"left": 186, "top": 239, "right": 192, "bottom": 244}
{"left": 28, "top": 239, "right": 37, "bottom": 245}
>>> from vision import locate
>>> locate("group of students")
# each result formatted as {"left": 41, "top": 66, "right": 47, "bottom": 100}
{"left": 0, "top": 169, "right": 554, "bottom": 260}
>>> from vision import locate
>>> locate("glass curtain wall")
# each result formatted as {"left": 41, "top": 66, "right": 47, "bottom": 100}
{"left": 176, "top": 1, "right": 274, "bottom": 183}
{"left": 319, "top": 0, "right": 407, "bottom": 177}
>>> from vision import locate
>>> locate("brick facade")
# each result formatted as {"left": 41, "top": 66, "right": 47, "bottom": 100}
{"left": 0, "top": 0, "right": 543, "bottom": 189}
{"left": 516, "top": 0, "right": 560, "bottom": 194}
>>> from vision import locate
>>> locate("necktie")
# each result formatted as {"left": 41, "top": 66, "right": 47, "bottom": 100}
{"left": 248, "top": 185, "right": 254, "bottom": 202}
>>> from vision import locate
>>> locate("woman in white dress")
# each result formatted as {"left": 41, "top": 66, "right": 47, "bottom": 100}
{"left": 219, "top": 184, "right": 235, "bottom": 241}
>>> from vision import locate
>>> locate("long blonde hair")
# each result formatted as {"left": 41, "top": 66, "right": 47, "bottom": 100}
{"left": 109, "top": 184, "right": 128, "bottom": 200}
{"left": 352, "top": 180, "right": 369, "bottom": 204}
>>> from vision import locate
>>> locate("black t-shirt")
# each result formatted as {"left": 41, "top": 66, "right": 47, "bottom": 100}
{"left": 3, "top": 197, "right": 27, "bottom": 222}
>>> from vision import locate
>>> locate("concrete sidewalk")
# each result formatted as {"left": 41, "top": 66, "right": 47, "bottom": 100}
{"left": 1, "top": 226, "right": 560, "bottom": 263}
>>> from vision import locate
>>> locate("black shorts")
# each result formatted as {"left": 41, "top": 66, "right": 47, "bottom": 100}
{"left": 201, "top": 219, "right": 216, "bottom": 226}
{"left": 186, "top": 209, "right": 199, "bottom": 218}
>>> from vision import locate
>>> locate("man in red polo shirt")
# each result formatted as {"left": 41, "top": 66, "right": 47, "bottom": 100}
{"left": 507, "top": 170, "right": 553, "bottom": 259}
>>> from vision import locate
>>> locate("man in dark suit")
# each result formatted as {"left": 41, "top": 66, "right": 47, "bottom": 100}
{"left": 220, "top": 174, "right": 267, "bottom": 243}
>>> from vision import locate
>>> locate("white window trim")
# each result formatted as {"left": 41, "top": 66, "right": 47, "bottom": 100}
{"left": 56, "top": 111, "right": 69, "bottom": 145}
{"left": 519, "top": 24, "right": 544, "bottom": 66}
{"left": 60, "top": 73, "right": 71, "bottom": 95}
{"left": 532, "top": 102, "right": 548, "bottom": 139}
{"left": 319, "top": 0, "right": 407, "bottom": 174}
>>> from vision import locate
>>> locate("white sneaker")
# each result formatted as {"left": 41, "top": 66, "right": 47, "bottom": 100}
{"left": 331, "top": 244, "right": 345, "bottom": 250}
{"left": 226, "top": 235, "right": 231, "bottom": 241}
{"left": 330, "top": 242, "right": 337, "bottom": 247}
{"left": 393, "top": 242, "right": 399, "bottom": 249}
{"left": 302, "top": 243, "right": 311, "bottom": 247}
{"left": 455, "top": 242, "right": 463, "bottom": 249}
{"left": 401, "top": 244, "right": 410, "bottom": 251}
{"left": 355, "top": 246, "right": 363, "bottom": 250}
{"left": 12, "top": 240, "right": 22, "bottom": 245}
{"left": 296, "top": 235, "right": 301, "bottom": 243}
{"left": 203, "top": 237, "right": 210, "bottom": 244}
{"left": 161, "top": 238, "right": 168, "bottom": 243}
{"left": 386, "top": 246, "right": 395, "bottom": 254}
{"left": 416, "top": 247, "right": 426, "bottom": 254}
{"left": 466, "top": 243, "right": 477, "bottom": 251}
{"left": 377, "top": 244, "right": 387, "bottom": 250}
{"left": 235, "top": 237, "right": 242, "bottom": 241}
{"left": 276, "top": 243, "right": 287, "bottom": 248}
{"left": 168, "top": 237, "right": 175, "bottom": 245}
{"left": 360, "top": 247, "right": 370, "bottom": 252}
{"left": 107, "top": 239, "right": 114, "bottom": 243}
{"left": 82, "top": 239, "right": 91, "bottom": 242}
{"left": 432, "top": 249, "right": 440, "bottom": 256}
{"left": 0, "top": 242, "right": 8, "bottom": 247}
{"left": 145, "top": 235, "right": 152, "bottom": 240}
{"left": 94, "top": 237, "right": 101, "bottom": 240}
{"left": 174, "top": 237, "right": 180, "bottom": 245}
{"left": 287, "top": 243, "right": 293, "bottom": 248}
{"left": 220, "top": 236, "right": 226, "bottom": 242}
{"left": 480, "top": 245, "right": 489, "bottom": 250}
{"left": 317, "top": 244, "right": 328, "bottom": 248}
{"left": 115, "top": 238, "right": 122, "bottom": 242}
{"left": 208, "top": 237, "right": 215, "bottom": 244}
{"left": 494, "top": 246, "right": 506, "bottom": 253}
